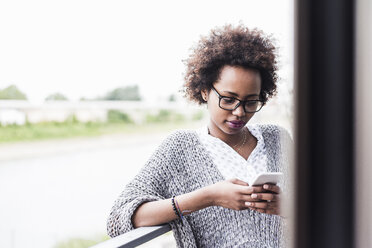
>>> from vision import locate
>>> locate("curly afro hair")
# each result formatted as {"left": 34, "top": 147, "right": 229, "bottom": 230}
{"left": 183, "top": 24, "right": 278, "bottom": 105}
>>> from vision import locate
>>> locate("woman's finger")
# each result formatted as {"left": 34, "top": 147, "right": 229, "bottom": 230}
{"left": 248, "top": 202, "right": 280, "bottom": 215}
{"left": 263, "top": 184, "right": 281, "bottom": 194}
{"left": 255, "top": 208, "right": 266, "bottom": 214}
{"left": 240, "top": 194, "right": 266, "bottom": 202}
{"left": 251, "top": 193, "right": 278, "bottom": 202}
{"left": 251, "top": 185, "right": 266, "bottom": 193}
{"left": 239, "top": 185, "right": 266, "bottom": 195}
{"left": 249, "top": 206, "right": 278, "bottom": 215}
{"left": 245, "top": 201, "right": 269, "bottom": 209}
{"left": 229, "top": 178, "right": 249, "bottom": 186}
{"left": 247, "top": 201, "right": 279, "bottom": 210}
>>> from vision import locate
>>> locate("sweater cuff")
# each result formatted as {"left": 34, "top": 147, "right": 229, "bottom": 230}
{"left": 107, "top": 194, "right": 163, "bottom": 237}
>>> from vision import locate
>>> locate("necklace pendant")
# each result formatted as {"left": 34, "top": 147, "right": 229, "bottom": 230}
{"left": 234, "top": 128, "right": 247, "bottom": 153}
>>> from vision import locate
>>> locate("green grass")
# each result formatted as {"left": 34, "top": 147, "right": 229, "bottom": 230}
{"left": 53, "top": 234, "right": 110, "bottom": 248}
{"left": 0, "top": 120, "right": 203, "bottom": 143}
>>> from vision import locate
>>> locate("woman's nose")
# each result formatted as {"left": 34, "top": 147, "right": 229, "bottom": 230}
{"left": 232, "top": 103, "right": 245, "bottom": 117}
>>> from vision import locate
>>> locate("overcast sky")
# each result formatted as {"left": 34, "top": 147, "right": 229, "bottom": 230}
{"left": 0, "top": 0, "right": 293, "bottom": 103}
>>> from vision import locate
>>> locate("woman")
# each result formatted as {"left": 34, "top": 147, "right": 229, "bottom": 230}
{"left": 107, "top": 24, "right": 292, "bottom": 247}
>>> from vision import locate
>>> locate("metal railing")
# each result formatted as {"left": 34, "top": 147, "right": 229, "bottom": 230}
{"left": 90, "top": 224, "right": 172, "bottom": 248}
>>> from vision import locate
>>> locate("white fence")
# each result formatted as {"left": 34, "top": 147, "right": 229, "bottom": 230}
{"left": 0, "top": 100, "right": 203, "bottom": 125}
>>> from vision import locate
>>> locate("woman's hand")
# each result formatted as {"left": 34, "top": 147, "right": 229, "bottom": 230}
{"left": 209, "top": 178, "right": 266, "bottom": 210}
{"left": 245, "top": 183, "right": 282, "bottom": 216}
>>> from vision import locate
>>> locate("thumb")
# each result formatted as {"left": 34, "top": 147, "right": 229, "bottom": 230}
{"left": 229, "top": 178, "right": 249, "bottom": 186}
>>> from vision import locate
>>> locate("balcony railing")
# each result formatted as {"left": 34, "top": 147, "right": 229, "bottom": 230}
{"left": 90, "top": 224, "right": 172, "bottom": 248}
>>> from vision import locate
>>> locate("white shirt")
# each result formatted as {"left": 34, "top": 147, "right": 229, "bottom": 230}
{"left": 197, "top": 124, "right": 268, "bottom": 185}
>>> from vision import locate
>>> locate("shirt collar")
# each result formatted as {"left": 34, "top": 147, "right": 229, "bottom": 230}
{"left": 198, "top": 124, "right": 264, "bottom": 145}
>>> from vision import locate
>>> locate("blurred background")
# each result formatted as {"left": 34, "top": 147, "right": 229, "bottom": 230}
{"left": 0, "top": 0, "right": 294, "bottom": 247}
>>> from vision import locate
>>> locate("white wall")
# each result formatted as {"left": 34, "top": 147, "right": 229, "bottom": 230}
{"left": 355, "top": 0, "right": 372, "bottom": 247}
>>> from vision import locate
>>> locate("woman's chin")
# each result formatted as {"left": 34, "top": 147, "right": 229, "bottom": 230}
{"left": 222, "top": 124, "right": 245, "bottom": 135}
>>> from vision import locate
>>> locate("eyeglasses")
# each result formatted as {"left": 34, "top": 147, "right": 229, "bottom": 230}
{"left": 211, "top": 86, "right": 264, "bottom": 113}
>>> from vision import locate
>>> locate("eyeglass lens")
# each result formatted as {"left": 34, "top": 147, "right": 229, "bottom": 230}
{"left": 220, "top": 97, "right": 262, "bottom": 112}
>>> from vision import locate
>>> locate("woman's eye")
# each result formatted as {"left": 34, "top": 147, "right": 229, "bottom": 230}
{"left": 245, "top": 101, "right": 259, "bottom": 109}
{"left": 246, "top": 101, "right": 258, "bottom": 106}
{"left": 221, "top": 98, "right": 235, "bottom": 104}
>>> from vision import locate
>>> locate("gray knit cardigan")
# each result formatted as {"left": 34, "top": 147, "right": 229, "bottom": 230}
{"left": 107, "top": 124, "right": 292, "bottom": 248}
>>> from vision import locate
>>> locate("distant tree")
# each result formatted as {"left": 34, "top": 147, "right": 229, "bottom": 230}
{"left": 79, "top": 97, "right": 95, "bottom": 101}
{"left": 103, "top": 85, "right": 141, "bottom": 101}
{"left": 45, "top": 93, "right": 68, "bottom": 101}
{"left": 0, "top": 85, "right": 27, "bottom": 100}
{"left": 107, "top": 110, "right": 133, "bottom": 123}
{"left": 168, "top": 94, "right": 176, "bottom": 102}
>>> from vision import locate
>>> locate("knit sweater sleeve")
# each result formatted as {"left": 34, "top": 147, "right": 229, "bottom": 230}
{"left": 106, "top": 133, "right": 174, "bottom": 237}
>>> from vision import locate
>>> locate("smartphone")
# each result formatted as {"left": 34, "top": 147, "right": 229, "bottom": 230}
{"left": 250, "top": 172, "right": 283, "bottom": 186}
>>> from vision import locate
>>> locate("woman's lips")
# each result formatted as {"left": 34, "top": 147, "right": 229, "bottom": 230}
{"left": 227, "top": 120, "right": 245, "bottom": 129}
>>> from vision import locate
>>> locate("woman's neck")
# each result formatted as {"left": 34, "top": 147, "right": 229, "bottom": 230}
{"left": 207, "top": 122, "right": 247, "bottom": 147}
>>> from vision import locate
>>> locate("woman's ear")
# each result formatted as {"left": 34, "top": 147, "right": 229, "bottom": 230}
{"left": 201, "top": 89, "right": 208, "bottom": 102}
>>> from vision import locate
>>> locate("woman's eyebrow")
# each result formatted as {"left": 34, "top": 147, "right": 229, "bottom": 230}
{"left": 222, "top": 90, "right": 259, "bottom": 98}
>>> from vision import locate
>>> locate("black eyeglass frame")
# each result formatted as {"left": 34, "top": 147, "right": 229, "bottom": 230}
{"left": 211, "top": 86, "right": 264, "bottom": 113}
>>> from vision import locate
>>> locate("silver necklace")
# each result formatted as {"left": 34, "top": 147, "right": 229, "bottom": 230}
{"left": 233, "top": 128, "right": 247, "bottom": 153}
{"left": 207, "top": 127, "right": 248, "bottom": 152}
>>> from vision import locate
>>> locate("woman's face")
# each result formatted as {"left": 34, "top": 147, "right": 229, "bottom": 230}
{"left": 202, "top": 65, "right": 262, "bottom": 136}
